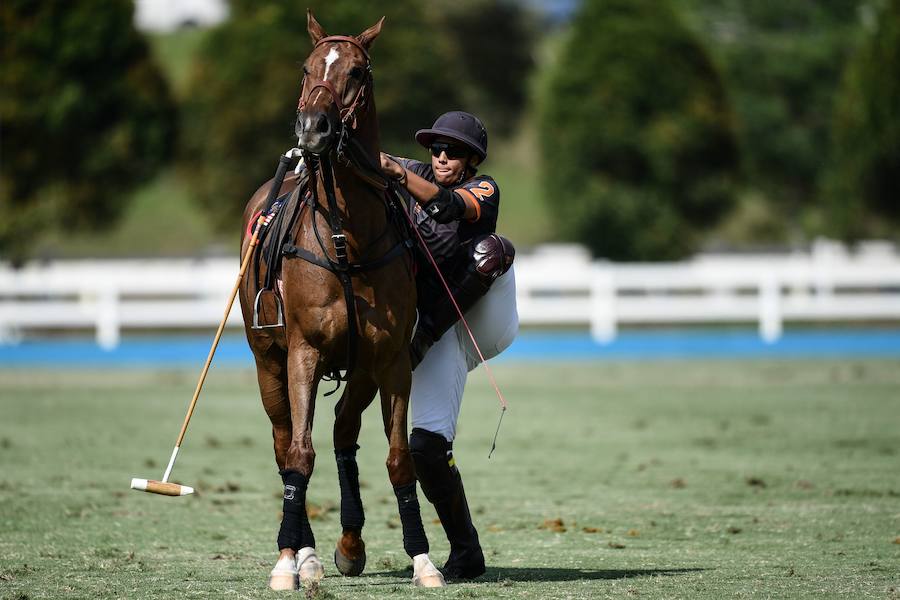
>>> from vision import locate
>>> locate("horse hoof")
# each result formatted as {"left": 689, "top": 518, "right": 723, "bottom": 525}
{"left": 334, "top": 543, "right": 366, "bottom": 576}
{"left": 412, "top": 553, "right": 446, "bottom": 588}
{"left": 297, "top": 547, "right": 325, "bottom": 583}
{"left": 268, "top": 555, "right": 299, "bottom": 591}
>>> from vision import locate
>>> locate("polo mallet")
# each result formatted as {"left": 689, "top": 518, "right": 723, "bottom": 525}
{"left": 131, "top": 149, "right": 301, "bottom": 497}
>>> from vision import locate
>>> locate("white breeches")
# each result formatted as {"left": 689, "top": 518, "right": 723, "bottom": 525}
{"left": 410, "top": 266, "right": 518, "bottom": 442}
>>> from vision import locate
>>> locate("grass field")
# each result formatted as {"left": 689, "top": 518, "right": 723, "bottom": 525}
{"left": 1, "top": 361, "right": 899, "bottom": 599}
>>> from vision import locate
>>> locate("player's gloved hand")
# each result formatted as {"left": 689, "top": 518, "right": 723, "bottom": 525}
{"left": 423, "top": 191, "right": 466, "bottom": 224}
{"left": 379, "top": 152, "right": 405, "bottom": 180}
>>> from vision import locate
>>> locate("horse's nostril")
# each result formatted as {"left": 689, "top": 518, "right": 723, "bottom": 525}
{"left": 315, "top": 114, "right": 330, "bottom": 134}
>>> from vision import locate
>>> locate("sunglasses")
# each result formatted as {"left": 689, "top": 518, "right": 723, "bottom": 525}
{"left": 430, "top": 142, "right": 469, "bottom": 160}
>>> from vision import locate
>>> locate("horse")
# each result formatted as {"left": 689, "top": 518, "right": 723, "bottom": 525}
{"left": 237, "top": 10, "right": 445, "bottom": 590}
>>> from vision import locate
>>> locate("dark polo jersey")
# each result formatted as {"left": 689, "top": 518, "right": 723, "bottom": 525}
{"left": 395, "top": 157, "right": 500, "bottom": 269}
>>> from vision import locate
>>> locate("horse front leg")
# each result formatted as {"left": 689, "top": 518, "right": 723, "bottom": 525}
{"left": 331, "top": 373, "right": 378, "bottom": 576}
{"left": 247, "top": 342, "right": 303, "bottom": 591}
{"left": 272, "top": 341, "right": 325, "bottom": 587}
{"left": 378, "top": 356, "right": 446, "bottom": 588}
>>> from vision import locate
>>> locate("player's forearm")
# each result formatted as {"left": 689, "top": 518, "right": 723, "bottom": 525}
{"left": 401, "top": 170, "right": 476, "bottom": 220}
{"left": 402, "top": 169, "right": 441, "bottom": 205}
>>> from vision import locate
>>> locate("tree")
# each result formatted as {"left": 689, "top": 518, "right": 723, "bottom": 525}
{"left": 0, "top": 1, "right": 177, "bottom": 261}
{"left": 824, "top": 0, "right": 900, "bottom": 241}
{"left": 437, "top": 0, "right": 537, "bottom": 137}
{"left": 180, "top": 1, "right": 467, "bottom": 229}
{"left": 675, "top": 0, "right": 863, "bottom": 239}
{"left": 538, "top": 0, "right": 739, "bottom": 260}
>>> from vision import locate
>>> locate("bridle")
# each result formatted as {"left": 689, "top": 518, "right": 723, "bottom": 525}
{"left": 297, "top": 35, "right": 373, "bottom": 134}
{"left": 283, "top": 34, "right": 412, "bottom": 387}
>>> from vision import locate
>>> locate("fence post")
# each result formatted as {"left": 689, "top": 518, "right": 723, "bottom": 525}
{"left": 96, "top": 284, "right": 120, "bottom": 350}
{"left": 590, "top": 262, "right": 616, "bottom": 343}
{"left": 759, "top": 273, "right": 782, "bottom": 343}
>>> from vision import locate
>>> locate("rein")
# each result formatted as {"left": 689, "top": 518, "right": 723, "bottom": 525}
{"left": 282, "top": 35, "right": 405, "bottom": 385}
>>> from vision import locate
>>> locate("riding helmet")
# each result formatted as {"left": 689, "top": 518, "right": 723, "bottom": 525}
{"left": 415, "top": 111, "right": 488, "bottom": 162}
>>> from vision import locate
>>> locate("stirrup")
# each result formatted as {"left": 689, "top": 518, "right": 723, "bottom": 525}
{"left": 251, "top": 288, "right": 285, "bottom": 329}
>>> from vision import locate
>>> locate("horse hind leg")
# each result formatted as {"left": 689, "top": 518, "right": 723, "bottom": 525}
{"left": 332, "top": 374, "right": 378, "bottom": 576}
{"left": 378, "top": 358, "right": 445, "bottom": 588}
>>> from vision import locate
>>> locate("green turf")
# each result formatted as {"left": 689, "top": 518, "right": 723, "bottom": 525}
{"left": 1, "top": 361, "right": 899, "bottom": 599}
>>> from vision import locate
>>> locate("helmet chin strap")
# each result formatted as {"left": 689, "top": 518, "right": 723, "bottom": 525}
{"left": 457, "top": 155, "right": 479, "bottom": 185}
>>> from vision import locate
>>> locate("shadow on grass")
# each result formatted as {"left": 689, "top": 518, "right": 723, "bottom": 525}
{"left": 484, "top": 566, "right": 706, "bottom": 582}
{"left": 367, "top": 566, "right": 705, "bottom": 583}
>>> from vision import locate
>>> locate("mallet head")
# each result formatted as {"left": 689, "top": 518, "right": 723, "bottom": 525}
{"left": 130, "top": 478, "right": 194, "bottom": 496}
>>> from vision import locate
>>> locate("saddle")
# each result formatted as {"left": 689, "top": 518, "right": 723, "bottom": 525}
{"left": 248, "top": 152, "right": 416, "bottom": 386}
{"left": 249, "top": 171, "right": 311, "bottom": 330}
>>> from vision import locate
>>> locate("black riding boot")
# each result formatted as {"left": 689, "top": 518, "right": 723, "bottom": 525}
{"left": 409, "top": 428, "right": 485, "bottom": 580}
{"left": 433, "top": 475, "right": 485, "bottom": 580}
{"left": 411, "top": 234, "right": 515, "bottom": 369}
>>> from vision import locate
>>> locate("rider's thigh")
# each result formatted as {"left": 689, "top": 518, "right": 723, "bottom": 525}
{"left": 462, "top": 266, "right": 519, "bottom": 371}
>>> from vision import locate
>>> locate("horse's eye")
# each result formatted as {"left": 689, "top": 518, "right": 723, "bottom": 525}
{"left": 348, "top": 66, "right": 364, "bottom": 80}
{"left": 303, "top": 65, "right": 310, "bottom": 76}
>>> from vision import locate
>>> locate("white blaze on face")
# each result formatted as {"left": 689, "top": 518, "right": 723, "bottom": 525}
{"left": 323, "top": 47, "right": 340, "bottom": 81}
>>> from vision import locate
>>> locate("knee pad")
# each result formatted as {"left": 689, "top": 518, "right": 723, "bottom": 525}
{"left": 470, "top": 234, "right": 515, "bottom": 282}
{"left": 409, "top": 428, "right": 456, "bottom": 503}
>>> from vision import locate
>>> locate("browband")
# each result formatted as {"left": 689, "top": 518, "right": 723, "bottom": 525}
{"left": 315, "top": 35, "right": 370, "bottom": 62}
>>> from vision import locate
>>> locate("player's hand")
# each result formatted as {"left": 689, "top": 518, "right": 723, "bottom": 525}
{"left": 379, "top": 153, "right": 404, "bottom": 180}
{"left": 423, "top": 192, "right": 466, "bottom": 224}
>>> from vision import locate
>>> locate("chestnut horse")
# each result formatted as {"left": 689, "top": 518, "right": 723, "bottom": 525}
{"left": 237, "top": 11, "right": 444, "bottom": 590}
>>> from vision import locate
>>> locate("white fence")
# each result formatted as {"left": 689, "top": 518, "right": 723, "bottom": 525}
{"left": 2, "top": 241, "right": 900, "bottom": 349}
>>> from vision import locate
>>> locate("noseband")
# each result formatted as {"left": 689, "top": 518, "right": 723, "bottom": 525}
{"left": 297, "top": 35, "right": 372, "bottom": 131}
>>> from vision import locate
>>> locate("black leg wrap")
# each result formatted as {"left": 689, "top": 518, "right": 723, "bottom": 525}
{"left": 277, "top": 470, "right": 315, "bottom": 551}
{"left": 409, "top": 428, "right": 485, "bottom": 580}
{"left": 393, "top": 482, "right": 430, "bottom": 558}
{"left": 335, "top": 445, "right": 365, "bottom": 530}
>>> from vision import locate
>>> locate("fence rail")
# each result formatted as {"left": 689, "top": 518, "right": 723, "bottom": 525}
{"left": 2, "top": 241, "right": 899, "bottom": 349}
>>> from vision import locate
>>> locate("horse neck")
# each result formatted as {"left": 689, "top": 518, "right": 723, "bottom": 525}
{"left": 350, "top": 98, "right": 380, "bottom": 165}
{"left": 329, "top": 101, "right": 385, "bottom": 242}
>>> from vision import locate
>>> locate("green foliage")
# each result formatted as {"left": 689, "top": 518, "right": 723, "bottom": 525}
{"left": 539, "top": 0, "right": 739, "bottom": 260}
{"left": 0, "top": 0, "right": 177, "bottom": 261}
{"left": 181, "top": 1, "right": 464, "bottom": 228}
{"left": 439, "top": 0, "right": 537, "bottom": 137}
{"left": 181, "top": 1, "right": 537, "bottom": 230}
{"left": 824, "top": 0, "right": 900, "bottom": 240}
{"left": 676, "top": 0, "right": 863, "bottom": 238}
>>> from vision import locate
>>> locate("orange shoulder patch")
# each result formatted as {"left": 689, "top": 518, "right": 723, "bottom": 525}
{"left": 468, "top": 180, "right": 496, "bottom": 202}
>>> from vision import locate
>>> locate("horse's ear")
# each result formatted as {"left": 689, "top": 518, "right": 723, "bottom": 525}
{"left": 356, "top": 16, "right": 385, "bottom": 50}
{"left": 307, "top": 9, "right": 327, "bottom": 45}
